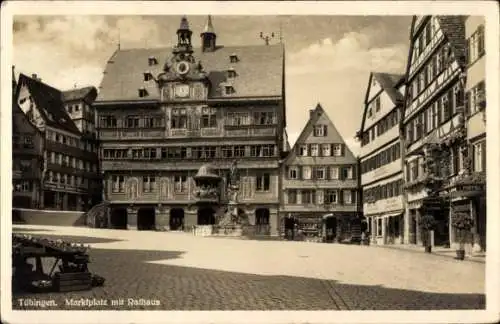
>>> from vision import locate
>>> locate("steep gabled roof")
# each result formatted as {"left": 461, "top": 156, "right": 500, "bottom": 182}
{"left": 372, "top": 72, "right": 405, "bottom": 105}
{"left": 12, "top": 100, "right": 42, "bottom": 135}
{"left": 359, "top": 71, "right": 405, "bottom": 134}
{"left": 62, "top": 86, "right": 98, "bottom": 103}
{"left": 436, "top": 16, "right": 467, "bottom": 68}
{"left": 96, "top": 44, "right": 284, "bottom": 102}
{"left": 17, "top": 73, "right": 81, "bottom": 135}
{"left": 285, "top": 103, "right": 357, "bottom": 164}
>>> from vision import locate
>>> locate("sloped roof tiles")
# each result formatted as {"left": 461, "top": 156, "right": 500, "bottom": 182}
{"left": 96, "top": 44, "right": 284, "bottom": 102}
{"left": 17, "top": 73, "right": 81, "bottom": 135}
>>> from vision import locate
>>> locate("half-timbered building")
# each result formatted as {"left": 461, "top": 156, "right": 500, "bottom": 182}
{"left": 358, "top": 72, "right": 405, "bottom": 245}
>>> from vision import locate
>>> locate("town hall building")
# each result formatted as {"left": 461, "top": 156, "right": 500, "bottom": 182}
{"left": 95, "top": 16, "right": 287, "bottom": 234}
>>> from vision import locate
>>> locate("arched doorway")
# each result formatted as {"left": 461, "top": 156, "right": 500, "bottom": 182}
{"left": 169, "top": 208, "right": 185, "bottom": 231}
{"left": 197, "top": 207, "right": 215, "bottom": 225}
{"left": 137, "top": 207, "right": 156, "bottom": 231}
{"left": 110, "top": 207, "right": 128, "bottom": 229}
{"left": 284, "top": 214, "right": 296, "bottom": 240}
{"left": 324, "top": 216, "right": 337, "bottom": 243}
{"left": 255, "top": 208, "right": 270, "bottom": 235}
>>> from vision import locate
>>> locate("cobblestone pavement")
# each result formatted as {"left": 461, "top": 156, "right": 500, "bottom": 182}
{"left": 11, "top": 225, "right": 485, "bottom": 310}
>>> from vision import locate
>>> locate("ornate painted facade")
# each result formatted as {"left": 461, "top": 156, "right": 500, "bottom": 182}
{"left": 95, "top": 16, "right": 286, "bottom": 234}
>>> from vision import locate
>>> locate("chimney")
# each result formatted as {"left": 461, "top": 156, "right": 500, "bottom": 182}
{"left": 31, "top": 73, "right": 41, "bottom": 81}
{"left": 309, "top": 109, "right": 315, "bottom": 118}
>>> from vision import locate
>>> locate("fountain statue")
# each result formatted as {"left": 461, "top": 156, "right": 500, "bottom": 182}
{"left": 193, "top": 161, "right": 247, "bottom": 236}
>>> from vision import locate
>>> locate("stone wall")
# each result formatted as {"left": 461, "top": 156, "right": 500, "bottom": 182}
{"left": 13, "top": 208, "right": 85, "bottom": 227}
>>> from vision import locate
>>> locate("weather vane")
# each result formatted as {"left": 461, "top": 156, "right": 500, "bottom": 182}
{"left": 259, "top": 32, "right": 275, "bottom": 45}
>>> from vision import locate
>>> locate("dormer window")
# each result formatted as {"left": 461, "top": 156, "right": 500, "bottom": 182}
{"left": 313, "top": 125, "right": 327, "bottom": 137}
{"left": 148, "top": 56, "right": 158, "bottom": 66}
{"left": 224, "top": 85, "right": 235, "bottom": 95}
{"left": 229, "top": 53, "right": 239, "bottom": 63}
{"left": 143, "top": 71, "right": 153, "bottom": 82}
{"left": 138, "top": 87, "right": 148, "bottom": 97}
{"left": 227, "top": 68, "right": 237, "bottom": 78}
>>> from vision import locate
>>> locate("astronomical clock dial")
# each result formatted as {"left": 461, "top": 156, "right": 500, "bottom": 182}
{"left": 175, "top": 84, "right": 190, "bottom": 98}
{"left": 176, "top": 61, "right": 190, "bottom": 76}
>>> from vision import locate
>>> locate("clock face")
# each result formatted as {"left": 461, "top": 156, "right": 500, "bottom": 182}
{"left": 175, "top": 84, "right": 190, "bottom": 98}
{"left": 176, "top": 61, "right": 190, "bottom": 75}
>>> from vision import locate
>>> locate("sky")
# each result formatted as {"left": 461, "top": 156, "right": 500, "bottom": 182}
{"left": 12, "top": 15, "right": 412, "bottom": 156}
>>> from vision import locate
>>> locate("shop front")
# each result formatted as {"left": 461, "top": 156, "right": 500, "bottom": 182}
{"left": 446, "top": 179, "right": 486, "bottom": 253}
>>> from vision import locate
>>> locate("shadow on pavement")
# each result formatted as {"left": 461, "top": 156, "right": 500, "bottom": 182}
{"left": 11, "top": 241, "right": 485, "bottom": 311}
{"left": 13, "top": 227, "right": 55, "bottom": 233}
{"left": 10, "top": 233, "right": 124, "bottom": 244}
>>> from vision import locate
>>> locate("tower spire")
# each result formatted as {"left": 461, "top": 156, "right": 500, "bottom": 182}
{"left": 175, "top": 15, "right": 193, "bottom": 53}
{"left": 203, "top": 15, "right": 215, "bottom": 34}
{"left": 201, "top": 15, "right": 217, "bottom": 52}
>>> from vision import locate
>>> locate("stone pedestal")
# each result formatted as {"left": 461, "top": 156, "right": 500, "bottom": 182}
{"left": 155, "top": 206, "right": 170, "bottom": 231}
{"left": 213, "top": 225, "right": 243, "bottom": 237}
{"left": 127, "top": 206, "right": 137, "bottom": 230}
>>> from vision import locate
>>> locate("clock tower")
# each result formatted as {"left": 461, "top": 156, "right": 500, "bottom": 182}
{"left": 157, "top": 16, "right": 210, "bottom": 101}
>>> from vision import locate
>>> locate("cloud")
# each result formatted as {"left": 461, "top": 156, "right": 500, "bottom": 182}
{"left": 13, "top": 15, "right": 165, "bottom": 90}
{"left": 287, "top": 32, "right": 407, "bottom": 76}
{"left": 285, "top": 29, "right": 408, "bottom": 157}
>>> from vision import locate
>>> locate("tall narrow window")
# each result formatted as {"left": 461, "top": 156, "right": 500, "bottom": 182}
{"left": 254, "top": 111, "right": 275, "bottom": 125}
{"left": 298, "top": 145, "right": 308, "bottom": 156}
{"left": 302, "top": 166, "right": 312, "bottom": 180}
{"left": 333, "top": 144, "right": 342, "bottom": 157}
{"left": 171, "top": 108, "right": 187, "bottom": 129}
{"left": 343, "top": 190, "right": 352, "bottom": 204}
{"left": 321, "top": 144, "right": 331, "bottom": 156}
{"left": 143, "top": 176, "right": 156, "bottom": 193}
{"left": 256, "top": 173, "right": 270, "bottom": 191}
{"left": 330, "top": 166, "right": 339, "bottom": 179}
{"left": 174, "top": 175, "right": 187, "bottom": 193}
{"left": 325, "top": 190, "right": 338, "bottom": 204}
{"left": 127, "top": 115, "right": 140, "bottom": 128}
{"left": 201, "top": 107, "right": 217, "bottom": 128}
{"left": 473, "top": 142, "right": 484, "bottom": 172}
{"left": 310, "top": 144, "right": 319, "bottom": 157}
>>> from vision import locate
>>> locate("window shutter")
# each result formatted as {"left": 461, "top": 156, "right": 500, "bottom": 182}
{"left": 323, "top": 125, "right": 328, "bottom": 136}
{"left": 341, "top": 144, "right": 345, "bottom": 156}
{"left": 339, "top": 166, "right": 344, "bottom": 180}
{"left": 481, "top": 141, "right": 486, "bottom": 172}
{"left": 307, "top": 144, "right": 311, "bottom": 156}
{"left": 339, "top": 190, "right": 344, "bottom": 205}
{"left": 298, "top": 166, "right": 302, "bottom": 180}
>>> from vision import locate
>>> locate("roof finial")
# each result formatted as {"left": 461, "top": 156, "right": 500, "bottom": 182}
{"left": 203, "top": 15, "right": 215, "bottom": 34}
{"left": 259, "top": 31, "right": 275, "bottom": 46}
{"left": 179, "top": 15, "right": 190, "bottom": 30}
